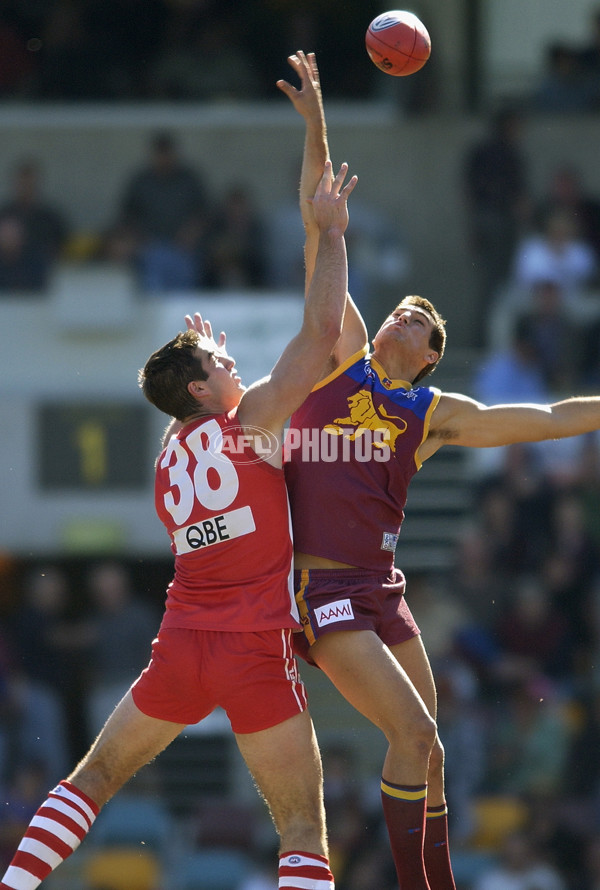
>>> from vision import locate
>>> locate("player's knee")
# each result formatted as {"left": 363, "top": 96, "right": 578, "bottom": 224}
{"left": 428, "top": 734, "right": 445, "bottom": 776}
{"left": 391, "top": 710, "right": 437, "bottom": 758}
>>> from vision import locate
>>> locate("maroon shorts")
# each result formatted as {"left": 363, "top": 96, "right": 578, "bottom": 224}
{"left": 131, "top": 626, "right": 308, "bottom": 734}
{"left": 293, "top": 567, "right": 420, "bottom": 664}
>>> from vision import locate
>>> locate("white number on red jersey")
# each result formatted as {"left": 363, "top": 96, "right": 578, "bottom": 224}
{"left": 160, "top": 420, "right": 240, "bottom": 525}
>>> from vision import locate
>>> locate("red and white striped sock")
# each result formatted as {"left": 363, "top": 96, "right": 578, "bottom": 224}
{"left": 0, "top": 781, "right": 98, "bottom": 890}
{"left": 279, "top": 851, "right": 334, "bottom": 890}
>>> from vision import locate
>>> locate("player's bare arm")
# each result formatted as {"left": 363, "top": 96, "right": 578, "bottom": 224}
{"left": 277, "top": 51, "right": 328, "bottom": 246}
{"left": 420, "top": 391, "right": 600, "bottom": 460}
{"left": 278, "top": 51, "right": 368, "bottom": 365}
{"left": 240, "top": 161, "right": 356, "bottom": 439}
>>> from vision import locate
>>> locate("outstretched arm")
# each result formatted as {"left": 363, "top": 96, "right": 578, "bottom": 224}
{"left": 277, "top": 51, "right": 368, "bottom": 364}
{"left": 421, "top": 391, "right": 600, "bottom": 459}
{"left": 239, "top": 161, "right": 357, "bottom": 435}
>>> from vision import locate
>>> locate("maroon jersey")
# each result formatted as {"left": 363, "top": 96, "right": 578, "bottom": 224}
{"left": 284, "top": 349, "right": 440, "bottom": 572}
{"left": 155, "top": 409, "right": 298, "bottom": 632}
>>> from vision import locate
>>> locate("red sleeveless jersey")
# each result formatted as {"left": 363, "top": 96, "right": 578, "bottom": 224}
{"left": 155, "top": 409, "right": 298, "bottom": 632}
{"left": 284, "top": 349, "right": 440, "bottom": 572}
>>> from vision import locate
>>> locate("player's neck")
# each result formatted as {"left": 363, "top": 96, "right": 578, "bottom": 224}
{"left": 371, "top": 348, "right": 417, "bottom": 387}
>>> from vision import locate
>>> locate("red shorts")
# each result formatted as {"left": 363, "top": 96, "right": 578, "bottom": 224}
{"left": 293, "top": 567, "right": 420, "bottom": 664}
{"left": 131, "top": 626, "right": 308, "bottom": 734}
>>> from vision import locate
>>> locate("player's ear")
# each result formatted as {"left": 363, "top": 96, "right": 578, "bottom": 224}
{"left": 426, "top": 351, "right": 439, "bottom": 364}
{"left": 187, "top": 379, "right": 208, "bottom": 400}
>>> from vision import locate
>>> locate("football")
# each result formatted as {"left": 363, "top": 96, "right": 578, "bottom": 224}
{"left": 366, "top": 10, "right": 431, "bottom": 76}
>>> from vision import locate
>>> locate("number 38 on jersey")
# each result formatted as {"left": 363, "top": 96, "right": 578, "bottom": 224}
{"left": 159, "top": 419, "right": 256, "bottom": 555}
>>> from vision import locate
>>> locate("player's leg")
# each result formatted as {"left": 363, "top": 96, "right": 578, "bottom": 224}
{"left": 235, "top": 710, "right": 334, "bottom": 890}
{"left": 311, "top": 629, "right": 434, "bottom": 890}
{"left": 0, "top": 691, "right": 185, "bottom": 890}
{"left": 390, "top": 636, "right": 456, "bottom": 890}
{"left": 312, "top": 629, "right": 436, "bottom": 783}
{"left": 389, "top": 635, "right": 443, "bottom": 802}
{"left": 67, "top": 689, "right": 186, "bottom": 804}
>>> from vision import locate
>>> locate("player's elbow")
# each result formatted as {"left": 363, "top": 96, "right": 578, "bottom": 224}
{"left": 318, "top": 313, "right": 344, "bottom": 349}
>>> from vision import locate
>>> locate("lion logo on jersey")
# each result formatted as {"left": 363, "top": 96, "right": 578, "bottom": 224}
{"left": 323, "top": 390, "right": 407, "bottom": 449}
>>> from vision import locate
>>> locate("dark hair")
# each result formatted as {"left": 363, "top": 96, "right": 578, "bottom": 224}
{"left": 138, "top": 329, "right": 209, "bottom": 420}
{"left": 397, "top": 295, "right": 447, "bottom": 383}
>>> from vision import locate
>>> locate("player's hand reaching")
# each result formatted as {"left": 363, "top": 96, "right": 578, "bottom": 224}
{"left": 184, "top": 312, "right": 228, "bottom": 357}
{"left": 310, "top": 160, "right": 357, "bottom": 237}
{"left": 276, "top": 51, "right": 324, "bottom": 124}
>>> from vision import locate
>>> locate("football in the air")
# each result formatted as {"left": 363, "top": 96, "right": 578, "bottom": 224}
{"left": 366, "top": 10, "right": 431, "bottom": 76}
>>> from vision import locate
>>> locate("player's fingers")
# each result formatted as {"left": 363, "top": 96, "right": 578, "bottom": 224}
{"left": 331, "top": 162, "right": 349, "bottom": 193}
{"left": 276, "top": 80, "right": 297, "bottom": 99}
{"left": 204, "top": 319, "right": 213, "bottom": 340}
{"left": 184, "top": 314, "right": 194, "bottom": 330}
{"left": 341, "top": 175, "right": 358, "bottom": 199}
{"left": 307, "top": 52, "right": 320, "bottom": 83}
{"left": 218, "top": 332, "right": 226, "bottom": 349}
{"left": 316, "top": 160, "right": 334, "bottom": 193}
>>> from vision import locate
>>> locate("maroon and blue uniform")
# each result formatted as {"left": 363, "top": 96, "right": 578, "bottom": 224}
{"left": 284, "top": 349, "right": 440, "bottom": 655}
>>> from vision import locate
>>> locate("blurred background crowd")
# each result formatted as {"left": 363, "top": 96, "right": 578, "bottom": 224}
{"left": 4, "top": 2, "right": 600, "bottom": 889}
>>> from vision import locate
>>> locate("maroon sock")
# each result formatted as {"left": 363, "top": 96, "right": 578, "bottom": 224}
{"left": 424, "top": 804, "right": 456, "bottom": 889}
{"left": 380, "top": 779, "right": 430, "bottom": 889}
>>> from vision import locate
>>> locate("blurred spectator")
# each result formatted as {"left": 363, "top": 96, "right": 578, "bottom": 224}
{"left": 462, "top": 107, "right": 530, "bottom": 337}
{"left": 9, "top": 565, "right": 90, "bottom": 772}
{"left": 265, "top": 163, "right": 410, "bottom": 326}
{"left": 151, "top": 11, "right": 261, "bottom": 101}
{"left": 36, "top": 0, "right": 169, "bottom": 100}
{"left": 562, "top": 688, "right": 600, "bottom": 803}
{"left": 83, "top": 0, "right": 170, "bottom": 99}
{"left": 471, "top": 315, "right": 552, "bottom": 475}
{"left": 511, "top": 208, "right": 598, "bottom": 299}
{"left": 264, "top": 158, "right": 306, "bottom": 291}
{"left": 0, "top": 216, "right": 47, "bottom": 292}
{"left": 85, "top": 561, "right": 160, "bottom": 738}
{"left": 447, "top": 520, "right": 508, "bottom": 632}
{"left": 0, "top": 9, "right": 37, "bottom": 98}
{"left": 493, "top": 574, "right": 572, "bottom": 684}
{"left": 319, "top": 743, "right": 380, "bottom": 888}
{"left": 583, "top": 832, "right": 600, "bottom": 889}
{"left": 577, "top": 6, "right": 600, "bottom": 109}
{"left": 434, "top": 661, "right": 487, "bottom": 843}
{"left": 473, "top": 829, "right": 566, "bottom": 890}
{"left": 536, "top": 164, "right": 600, "bottom": 265}
{"left": 35, "top": 1, "right": 101, "bottom": 100}
{"left": 237, "top": 847, "right": 279, "bottom": 890}
{"left": 115, "top": 131, "right": 209, "bottom": 293}
{"left": 0, "top": 760, "right": 49, "bottom": 873}
{"left": 0, "top": 623, "right": 22, "bottom": 782}
{"left": 485, "top": 675, "right": 572, "bottom": 801}
{"left": 531, "top": 42, "right": 597, "bottom": 113}
{"left": 0, "top": 159, "right": 69, "bottom": 292}
{"left": 407, "top": 572, "right": 470, "bottom": 661}
{"left": 583, "top": 577, "right": 600, "bottom": 690}
{"left": 474, "top": 314, "right": 550, "bottom": 403}
{"left": 539, "top": 491, "right": 600, "bottom": 669}
{"left": 517, "top": 279, "right": 580, "bottom": 392}
{"left": 205, "top": 183, "right": 267, "bottom": 289}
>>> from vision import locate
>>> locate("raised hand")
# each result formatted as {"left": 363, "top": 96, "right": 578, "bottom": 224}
{"left": 276, "top": 50, "right": 324, "bottom": 123}
{"left": 184, "top": 312, "right": 228, "bottom": 357}
{"left": 310, "top": 160, "right": 358, "bottom": 236}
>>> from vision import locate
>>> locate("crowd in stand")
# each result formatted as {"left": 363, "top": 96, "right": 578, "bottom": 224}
{"left": 0, "top": 0, "right": 383, "bottom": 104}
